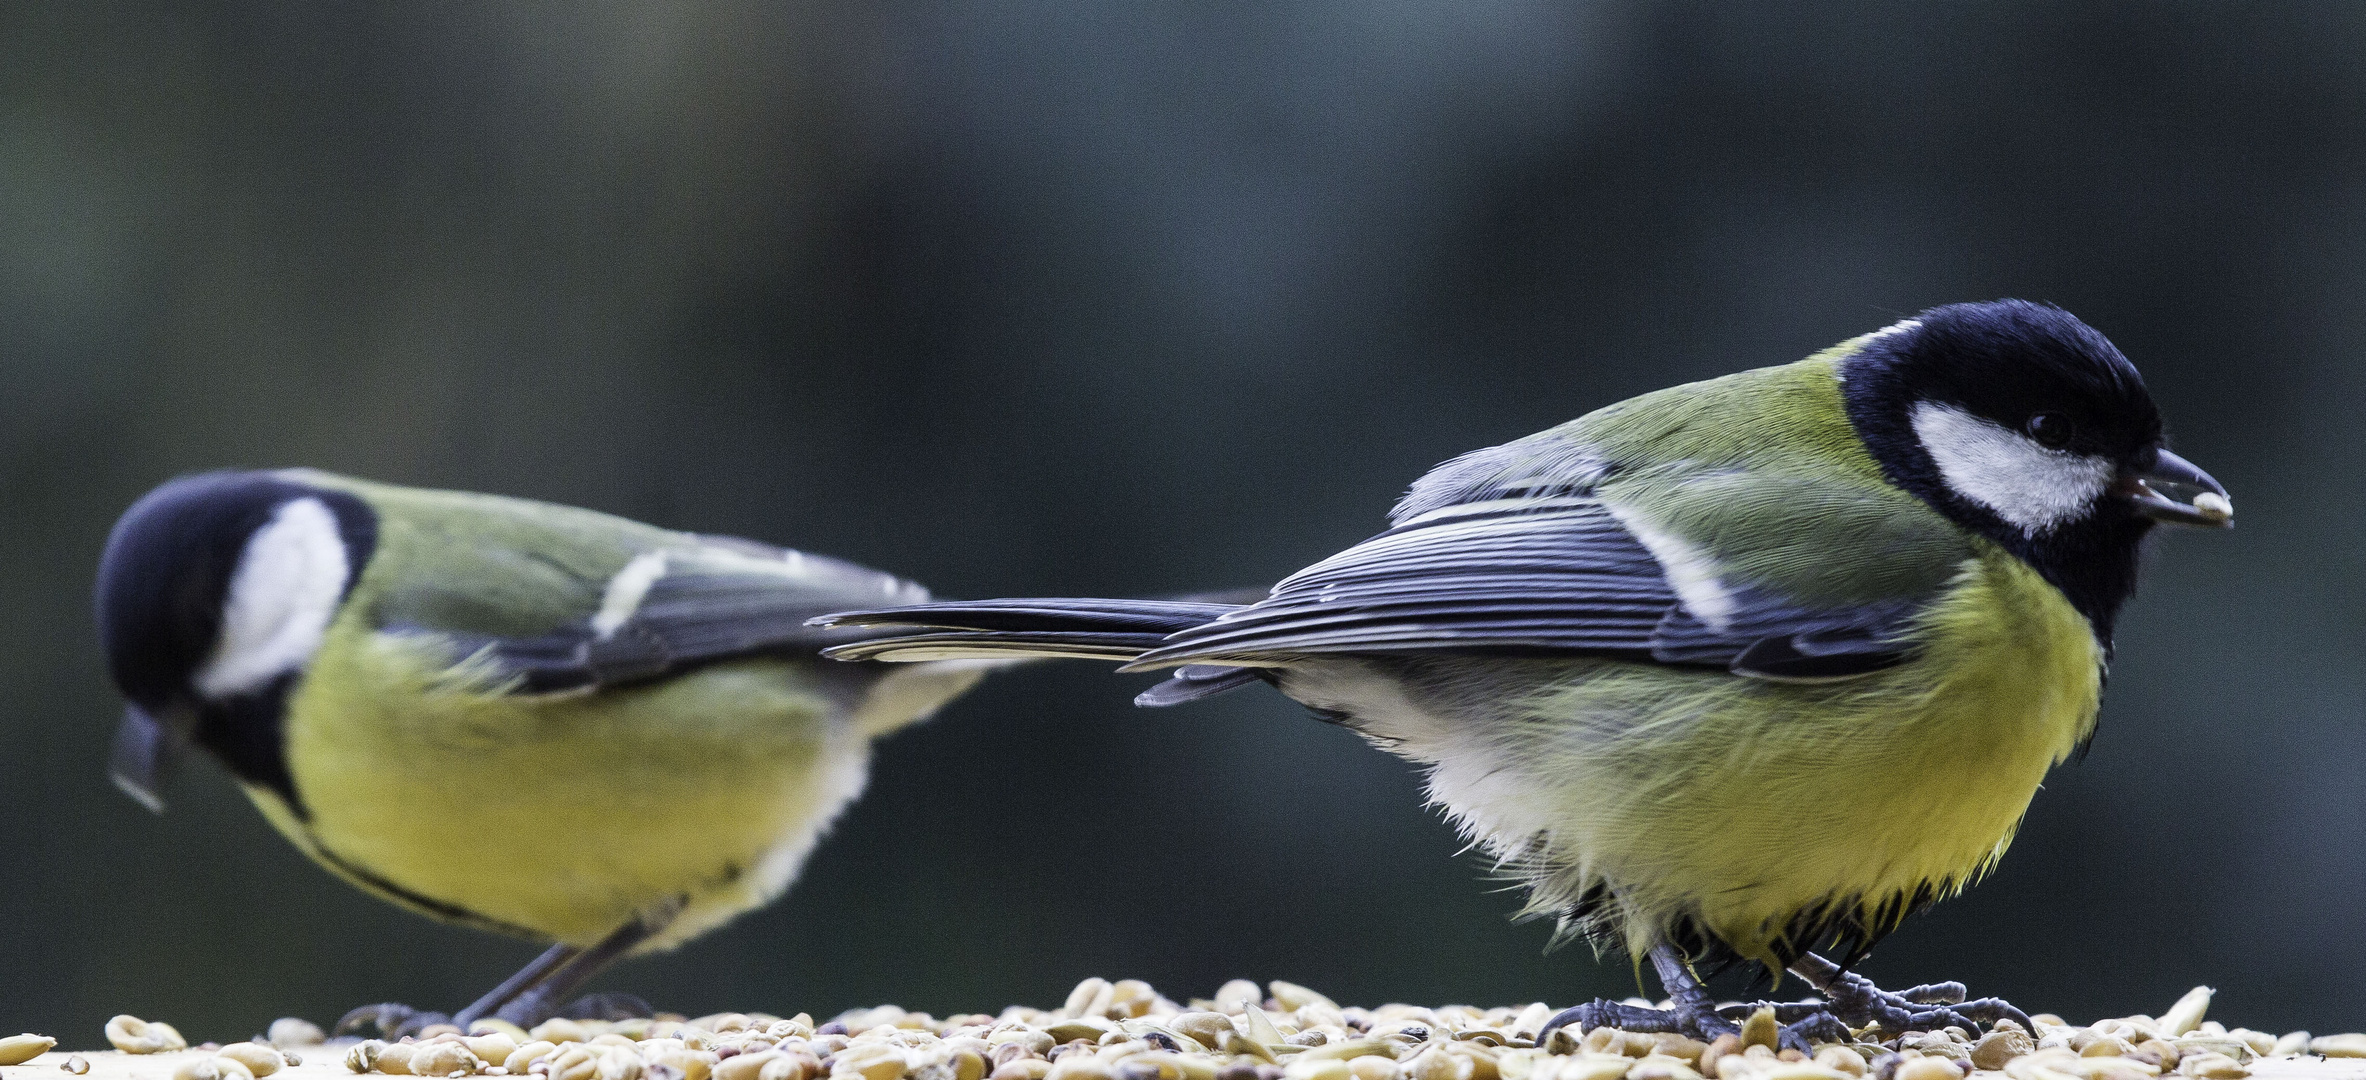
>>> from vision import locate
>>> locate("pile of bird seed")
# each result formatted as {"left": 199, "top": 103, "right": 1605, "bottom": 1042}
{"left": 32, "top": 980, "right": 2366, "bottom": 1080}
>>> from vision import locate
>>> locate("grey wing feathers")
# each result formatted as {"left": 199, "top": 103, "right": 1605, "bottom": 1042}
{"left": 816, "top": 599, "right": 1239, "bottom": 664}
{"left": 432, "top": 538, "right": 936, "bottom": 693}
{"left": 1124, "top": 499, "right": 1917, "bottom": 680}
{"left": 805, "top": 500, "right": 1921, "bottom": 685}
{"left": 1126, "top": 500, "right": 1672, "bottom": 667}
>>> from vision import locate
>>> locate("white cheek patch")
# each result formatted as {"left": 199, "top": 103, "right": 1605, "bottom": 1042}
{"left": 195, "top": 497, "right": 352, "bottom": 698}
{"left": 1910, "top": 402, "right": 2115, "bottom": 534}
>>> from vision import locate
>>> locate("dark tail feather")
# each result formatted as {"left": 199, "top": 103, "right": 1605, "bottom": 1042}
{"left": 812, "top": 598, "right": 1243, "bottom": 664}
{"left": 1134, "top": 664, "right": 1268, "bottom": 707}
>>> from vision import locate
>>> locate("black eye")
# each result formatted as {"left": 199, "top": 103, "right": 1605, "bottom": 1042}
{"left": 2025, "top": 412, "right": 2075, "bottom": 449}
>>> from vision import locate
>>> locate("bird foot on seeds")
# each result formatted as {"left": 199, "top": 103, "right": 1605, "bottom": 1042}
{"left": 1777, "top": 1012, "right": 1856, "bottom": 1050}
{"left": 1539, "top": 999, "right": 1853, "bottom": 1055}
{"left": 1538, "top": 999, "right": 1740, "bottom": 1044}
{"left": 1814, "top": 970, "right": 2031, "bottom": 1038}
{"left": 335, "top": 1003, "right": 455, "bottom": 1039}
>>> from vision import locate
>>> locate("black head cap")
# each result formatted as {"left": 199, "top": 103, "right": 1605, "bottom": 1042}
{"left": 1840, "top": 300, "right": 2200, "bottom": 640}
{"left": 94, "top": 470, "right": 377, "bottom": 810}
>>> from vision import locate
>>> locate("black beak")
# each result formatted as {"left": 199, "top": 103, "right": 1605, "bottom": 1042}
{"left": 109, "top": 704, "right": 182, "bottom": 813}
{"left": 2117, "top": 447, "right": 2233, "bottom": 527}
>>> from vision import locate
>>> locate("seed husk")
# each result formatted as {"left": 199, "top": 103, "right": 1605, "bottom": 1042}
{"left": 0, "top": 1034, "right": 56, "bottom": 1066}
{"left": 1889, "top": 1058, "right": 1958, "bottom": 1080}
{"left": 1064, "top": 982, "right": 1117, "bottom": 1022}
{"left": 1295, "top": 1041, "right": 1395, "bottom": 1063}
{"left": 1506, "top": 1008, "right": 1552, "bottom": 1044}
{"left": 2080, "top": 1037, "right": 2137, "bottom": 1060}
{"left": 2310, "top": 1034, "right": 2366, "bottom": 1058}
{"left": 767, "top": 1053, "right": 826, "bottom": 1080}
{"left": 1214, "top": 984, "right": 1264, "bottom": 1017}
{"left": 1272, "top": 985, "right": 1341, "bottom": 1015}
{"left": 1046, "top": 1057, "right": 1116, "bottom": 1080}
{"left": 1552, "top": 1056, "right": 1634, "bottom": 1080}
{"left": 105, "top": 1015, "right": 187, "bottom": 1054}
{"left": 415, "top": 1043, "right": 486, "bottom": 1078}
{"left": 2222, "top": 1032, "right": 2274, "bottom": 1059}
{"left": 1738, "top": 1010, "right": 1780, "bottom": 1055}
{"left": 1755, "top": 1064, "right": 1844, "bottom": 1080}
{"left": 1626, "top": 1053, "right": 1703, "bottom": 1080}
{"left": 1282, "top": 1060, "right": 1351, "bottom": 1080}
{"left": 2157, "top": 991, "right": 2212, "bottom": 1039}
{"left": 547, "top": 1046, "right": 602, "bottom": 1080}
{"left": 840, "top": 1044, "right": 915, "bottom": 1080}
{"left": 652, "top": 1050, "right": 718, "bottom": 1080}
{"left": 1170, "top": 1015, "right": 1237, "bottom": 1052}
{"left": 467, "top": 1035, "right": 524, "bottom": 1066}
{"left": 724, "top": 1052, "right": 787, "bottom": 1080}
{"left": 1046, "top": 1022, "right": 1118, "bottom": 1046}
{"left": 1405, "top": 1049, "right": 1472, "bottom": 1080}
{"left": 592, "top": 1048, "right": 642, "bottom": 1080}
{"left": 380, "top": 1043, "right": 430, "bottom": 1076}
{"left": 1813, "top": 1048, "right": 1867, "bottom": 1078}
{"left": 1242, "top": 1011, "right": 1290, "bottom": 1051}
{"left": 2177, "top": 1055, "right": 2245, "bottom": 1080}
{"left": 219, "top": 1041, "right": 287, "bottom": 1076}
{"left": 61, "top": 1055, "right": 90, "bottom": 1075}
{"left": 347, "top": 1041, "right": 391, "bottom": 1073}
{"left": 1108, "top": 984, "right": 1160, "bottom": 1022}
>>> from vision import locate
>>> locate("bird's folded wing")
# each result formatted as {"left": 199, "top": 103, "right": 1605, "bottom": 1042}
{"left": 387, "top": 535, "right": 933, "bottom": 693}
{"left": 1126, "top": 491, "right": 1967, "bottom": 680}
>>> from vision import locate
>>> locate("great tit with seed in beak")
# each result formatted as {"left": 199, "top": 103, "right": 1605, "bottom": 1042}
{"left": 96, "top": 470, "right": 999, "bottom": 1034}
{"left": 815, "top": 300, "right": 2231, "bottom": 1048}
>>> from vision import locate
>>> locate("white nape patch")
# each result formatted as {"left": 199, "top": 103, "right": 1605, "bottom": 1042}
{"left": 194, "top": 498, "right": 350, "bottom": 699}
{"left": 1863, "top": 317, "right": 1923, "bottom": 344}
{"left": 1910, "top": 402, "right": 2114, "bottom": 535}
{"left": 1604, "top": 503, "right": 1734, "bottom": 632}
{"left": 591, "top": 552, "right": 669, "bottom": 640}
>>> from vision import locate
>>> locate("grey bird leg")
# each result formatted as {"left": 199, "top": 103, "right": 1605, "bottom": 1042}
{"left": 338, "top": 901, "right": 682, "bottom": 1039}
{"left": 452, "top": 943, "right": 581, "bottom": 1028}
{"left": 1534, "top": 945, "right": 1737, "bottom": 1042}
{"left": 337, "top": 944, "right": 579, "bottom": 1039}
{"left": 1537, "top": 945, "right": 1851, "bottom": 1053}
{"left": 485, "top": 902, "right": 682, "bottom": 1029}
{"left": 1786, "top": 953, "right": 2034, "bottom": 1037}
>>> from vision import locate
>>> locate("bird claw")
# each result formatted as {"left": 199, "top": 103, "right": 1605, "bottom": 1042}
{"left": 1894, "top": 983, "right": 1968, "bottom": 1006}
{"left": 1538, "top": 998, "right": 1853, "bottom": 1053}
{"left": 1779, "top": 1012, "right": 1854, "bottom": 1051}
{"left": 335, "top": 1003, "right": 454, "bottom": 1039}
{"left": 1818, "top": 970, "right": 2030, "bottom": 1037}
{"left": 1716, "top": 1000, "right": 1836, "bottom": 1023}
{"left": 1538, "top": 1000, "right": 1739, "bottom": 1043}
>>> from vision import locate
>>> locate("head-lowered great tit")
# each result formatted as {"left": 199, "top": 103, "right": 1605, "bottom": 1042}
{"left": 96, "top": 469, "right": 998, "bottom": 1033}
{"left": 816, "top": 300, "right": 2232, "bottom": 1047}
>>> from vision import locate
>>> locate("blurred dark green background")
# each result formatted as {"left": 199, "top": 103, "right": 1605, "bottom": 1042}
{"left": 3, "top": 0, "right": 2359, "bottom": 1045}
